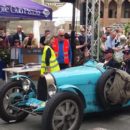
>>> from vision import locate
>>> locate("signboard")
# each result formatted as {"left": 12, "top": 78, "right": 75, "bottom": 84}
{"left": 0, "top": 5, "right": 51, "bottom": 20}
{"left": 0, "top": 0, "right": 52, "bottom": 20}
{"left": 21, "top": 48, "right": 43, "bottom": 55}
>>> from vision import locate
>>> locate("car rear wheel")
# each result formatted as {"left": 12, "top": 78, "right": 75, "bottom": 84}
{"left": 97, "top": 69, "right": 121, "bottom": 110}
{"left": 0, "top": 81, "right": 29, "bottom": 123}
{"left": 42, "top": 92, "right": 84, "bottom": 130}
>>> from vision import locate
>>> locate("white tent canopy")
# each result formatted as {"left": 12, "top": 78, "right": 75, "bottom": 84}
{"left": 53, "top": 3, "right": 80, "bottom": 23}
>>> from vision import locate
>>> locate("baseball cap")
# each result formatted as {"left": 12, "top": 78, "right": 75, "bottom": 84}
{"left": 103, "top": 48, "right": 114, "bottom": 54}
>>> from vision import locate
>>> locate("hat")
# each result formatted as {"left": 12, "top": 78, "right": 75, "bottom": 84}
{"left": 103, "top": 48, "right": 114, "bottom": 54}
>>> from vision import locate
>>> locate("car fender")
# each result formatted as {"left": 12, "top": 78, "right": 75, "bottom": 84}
{"left": 58, "top": 84, "right": 86, "bottom": 108}
{"left": 10, "top": 75, "right": 36, "bottom": 92}
{"left": 11, "top": 75, "right": 32, "bottom": 81}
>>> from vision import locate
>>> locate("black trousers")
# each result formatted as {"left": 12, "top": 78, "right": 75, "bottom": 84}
{"left": 59, "top": 63, "right": 69, "bottom": 70}
{"left": 37, "top": 76, "right": 47, "bottom": 101}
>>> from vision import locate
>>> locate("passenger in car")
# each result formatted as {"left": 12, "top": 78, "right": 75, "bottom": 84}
{"left": 103, "top": 48, "right": 121, "bottom": 68}
{"left": 75, "top": 47, "right": 91, "bottom": 66}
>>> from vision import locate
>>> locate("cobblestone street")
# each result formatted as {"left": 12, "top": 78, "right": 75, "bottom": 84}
{"left": 1, "top": 108, "right": 130, "bottom": 130}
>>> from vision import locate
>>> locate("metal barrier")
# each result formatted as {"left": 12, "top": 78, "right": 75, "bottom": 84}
{"left": 11, "top": 47, "right": 43, "bottom": 64}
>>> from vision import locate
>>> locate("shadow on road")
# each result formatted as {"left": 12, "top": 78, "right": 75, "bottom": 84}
{"left": 83, "top": 107, "right": 130, "bottom": 122}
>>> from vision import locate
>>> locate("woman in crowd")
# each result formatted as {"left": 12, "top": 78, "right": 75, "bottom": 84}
{"left": 23, "top": 32, "right": 38, "bottom": 48}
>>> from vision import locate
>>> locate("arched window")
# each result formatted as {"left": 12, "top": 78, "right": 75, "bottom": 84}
{"left": 108, "top": 0, "right": 117, "bottom": 18}
{"left": 122, "top": 0, "right": 130, "bottom": 18}
{"left": 100, "top": 1, "right": 104, "bottom": 18}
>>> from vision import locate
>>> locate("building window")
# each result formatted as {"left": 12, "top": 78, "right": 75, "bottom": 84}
{"left": 69, "top": 24, "right": 72, "bottom": 30}
{"left": 100, "top": 1, "right": 104, "bottom": 18}
{"left": 122, "top": 0, "right": 130, "bottom": 18}
{"left": 108, "top": 0, "right": 117, "bottom": 18}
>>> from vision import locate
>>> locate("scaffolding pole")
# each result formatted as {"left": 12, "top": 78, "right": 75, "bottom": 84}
{"left": 85, "top": 0, "right": 101, "bottom": 60}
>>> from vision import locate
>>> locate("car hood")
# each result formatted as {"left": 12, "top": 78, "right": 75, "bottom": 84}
{"left": 52, "top": 63, "right": 105, "bottom": 86}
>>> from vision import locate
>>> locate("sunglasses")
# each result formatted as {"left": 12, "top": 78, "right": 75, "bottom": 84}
{"left": 124, "top": 52, "right": 129, "bottom": 55}
{"left": 59, "top": 35, "right": 64, "bottom": 37}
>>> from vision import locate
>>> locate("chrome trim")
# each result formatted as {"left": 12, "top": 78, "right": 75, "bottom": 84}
{"left": 44, "top": 73, "right": 57, "bottom": 97}
{"left": 44, "top": 73, "right": 55, "bottom": 87}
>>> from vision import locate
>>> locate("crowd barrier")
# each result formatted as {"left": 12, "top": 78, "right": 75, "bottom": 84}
{"left": 11, "top": 47, "right": 43, "bottom": 64}
{"left": 0, "top": 48, "right": 43, "bottom": 80}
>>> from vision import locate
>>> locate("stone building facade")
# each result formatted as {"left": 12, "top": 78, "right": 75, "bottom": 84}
{"left": 100, "top": 0, "right": 130, "bottom": 27}
{"left": 1, "top": 0, "right": 130, "bottom": 34}
{"left": 79, "top": 0, "right": 130, "bottom": 27}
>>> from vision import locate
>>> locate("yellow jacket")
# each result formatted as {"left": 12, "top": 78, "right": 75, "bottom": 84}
{"left": 41, "top": 45, "right": 60, "bottom": 75}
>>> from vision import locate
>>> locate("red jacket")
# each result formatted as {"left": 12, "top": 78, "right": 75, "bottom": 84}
{"left": 52, "top": 38, "right": 70, "bottom": 64}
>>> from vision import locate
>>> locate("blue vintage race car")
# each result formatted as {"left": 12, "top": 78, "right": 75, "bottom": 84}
{"left": 0, "top": 59, "right": 130, "bottom": 130}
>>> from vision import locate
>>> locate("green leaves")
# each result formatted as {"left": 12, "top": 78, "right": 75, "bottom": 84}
{"left": 124, "top": 22, "right": 130, "bottom": 35}
{"left": 0, "top": 49, "right": 10, "bottom": 64}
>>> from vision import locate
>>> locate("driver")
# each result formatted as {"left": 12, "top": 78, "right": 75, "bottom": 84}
{"left": 103, "top": 48, "right": 121, "bottom": 68}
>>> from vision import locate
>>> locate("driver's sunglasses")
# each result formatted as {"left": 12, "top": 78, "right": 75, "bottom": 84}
{"left": 59, "top": 35, "right": 64, "bottom": 37}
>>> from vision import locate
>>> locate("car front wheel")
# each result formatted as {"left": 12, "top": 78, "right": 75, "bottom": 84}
{"left": 0, "top": 81, "right": 29, "bottom": 123}
{"left": 42, "top": 92, "right": 84, "bottom": 130}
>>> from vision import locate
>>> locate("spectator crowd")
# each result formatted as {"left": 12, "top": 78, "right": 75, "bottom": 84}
{"left": 0, "top": 25, "right": 130, "bottom": 80}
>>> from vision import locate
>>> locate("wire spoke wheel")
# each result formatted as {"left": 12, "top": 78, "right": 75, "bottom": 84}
{"left": 96, "top": 69, "right": 121, "bottom": 110}
{"left": 42, "top": 92, "right": 83, "bottom": 130}
{"left": 104, "top": 75, "right": 115, "bottom": 104}
{"left": 52, "top": 99, "right": 79, "bottom": 130}
{"left": 0, "top": 81, "right": 29, "bottom": 123}
{"left": 3, "top": 86, "right": 24, "bottom": 117}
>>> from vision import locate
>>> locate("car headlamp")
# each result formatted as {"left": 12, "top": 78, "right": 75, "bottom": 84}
{"left": 48, "top": 84, "right": 57, "bottom": 97}
{"left": 22, "top": 79, "right": 31, "bottom": 92}
{"left": 44, "top": 73, "right": 57, "bottom": 97}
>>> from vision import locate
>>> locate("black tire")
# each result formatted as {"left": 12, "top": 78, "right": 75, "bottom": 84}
{"left": 0, "top": 80, "right": 29, "bottom": 123}
{"left": 42, "top": 92, "right": 84, "bottom": 130}
{"left": 97, "top": 68, "right": 121, "bottom": 110}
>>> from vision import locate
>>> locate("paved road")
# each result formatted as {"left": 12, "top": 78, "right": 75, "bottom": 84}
{"left": 1, "top": 80, "right": 130, "bottom": 130}
{"left": 1, "top": 108, "right": 130, "bottom": 130}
